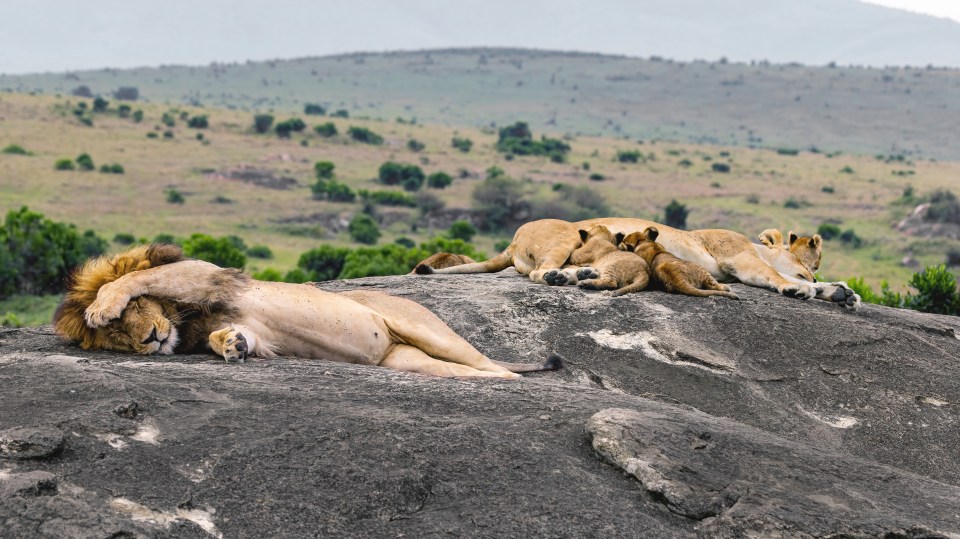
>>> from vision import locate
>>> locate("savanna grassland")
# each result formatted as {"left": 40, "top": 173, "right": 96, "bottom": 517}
{"left": 1, "top": 50, "right": 959, "bottom": 324}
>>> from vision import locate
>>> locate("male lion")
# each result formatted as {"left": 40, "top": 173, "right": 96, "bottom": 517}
{"left": 620, "top": 227, "right": 738, "bottom": 300}
{"left": 415, "top": 218, "right": 859, "bottom": 309}
{"left": 53, "top": 244, "right": 562, "bottom": 378}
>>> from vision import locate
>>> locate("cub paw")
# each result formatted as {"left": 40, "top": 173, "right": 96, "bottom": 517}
{"left": 576, "top": 267, "right": 600, "bottom": 281}
{"left": 544, "top": 269, "right": 568, "bottom": 286}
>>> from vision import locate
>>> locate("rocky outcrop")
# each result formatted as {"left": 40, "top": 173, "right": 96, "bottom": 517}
{"left": 2, "top": 271, "right": 959, "bottom": 537}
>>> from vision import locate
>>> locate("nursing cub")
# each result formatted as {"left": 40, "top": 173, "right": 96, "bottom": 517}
{"left": 620, "top": 227, "right": 739, "bottom": 300}
{"left": 569, "top": 225, "right": 650, "bottom": 296}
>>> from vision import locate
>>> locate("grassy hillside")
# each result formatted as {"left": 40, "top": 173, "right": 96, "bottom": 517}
{"left": 2, "top": 90, "right": 958, "bottom": 302}
{"left": 4, "top": 49, "right": 960, "bottom": 161}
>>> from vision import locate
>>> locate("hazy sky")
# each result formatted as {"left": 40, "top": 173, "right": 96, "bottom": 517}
{"left": 863, "top": 0, "right": 960, "bottom": 22}
{"left": 1, "top": 0, "right": 958, "bottom": 74}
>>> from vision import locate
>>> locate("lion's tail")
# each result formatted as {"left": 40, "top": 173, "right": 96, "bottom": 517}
{"left": 414, "top": 249, "right": 514, "bottom": 275}
{"left": 494, "top": 354, "right": 564, "bottom": 373}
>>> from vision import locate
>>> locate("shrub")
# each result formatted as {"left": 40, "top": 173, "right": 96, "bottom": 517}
{"left": 283, "top": 268, "right": 311, "bottom": 283}
{"left": 448, "top": 221, "right": 477, "bottom": 242}
{"left": 947, "top": 249, "right": 960, "bottom": 268}
{"left": 711, "top": 162, "right": 730, "bottom": 173}
{"left": 776, "top": 148, "right": 800, "bottom": 156}
{"left": 0, "top": 207, "right": 107, "bottom": 297}
{"left": 2, "top": 144, "right": 30, "bottom": 155}
{"left": 495, "top": 121, "right": 570, "bottom": 161}
{"left": 616, "top": 149, "right": 642, "bottom": 163}
{"left": 678, "top": 159, "right": 693, "bottom": 167}
{"left": 253, "top": 114, "right": 274, "bottom": 133}
{"left": 348, "top": 214, "right": 381, "bottom": 245}
{"left": 117, "top": 104, "right": 131, "bottom": 118}
{"left": 452, "top": 137, "right": 473, "bottom": 153}
{"left": 99, "top": 163, "right": 124, "bottom": 174}
{"left": 420, "top": 237, "right": 485, "bottom": 260}
{"left": 188, "top": 115, "right": 209, "bottom": 129}
{"left": 331, "top": 109, "right": 349, "bottom": 118}
{"left": 76, "top": 153, "right": 95, "bottom": 171}
{"left": 247, "top": 245, "right": 273, "bottom": 259}
{"left": 822, "top": 185, "right": 835, "bottom": 193}
{"left": 348, "top": 126, "right": 383, "bottom": 145}
{"left": 783, "top": 197, "right": 803, "bottom": 209}
{"left": 92, "top": 96, "right": 109, "bottom": 112}
{"left": 839, "top": 166, "right": 854, "bottom": 174}
{"left": 407, "top": 139, "right": 425, "bottom": 152}
{"left": 314, "top": 122, "right": 338, "bottom": 137}
{"left": 161, "top": 112, "right": 176, "bottom": 128}
{"left": 339, "top": 244, "right": 423, "bottom": 279}
{"left": 415, "top": 191, "right": 445, "bottom": 214}
{"left": 146, "top": 132, "right": 158, "bottom": 139}
{"left": 589, "top": 173, "right": 605, "bottom": 181}
{"left": 163, "top": 130, "right": 174, "bottom": 139}
{"left": 361, "top": 190, "right": 417, "bottom": 207}
{"left": 494, "top": 239, "right": 511, "bottom": 252}
{"left": 378, "top": 161, "right": 425, "bottom": 190}
{"left": 113, "top": 232, "right": 136, "bottom": 245}
{"left": 395, "top": 237, "right": 416, "bottom": 249}
{"left": 297, "top": 245, "right": 351, "bottom": 281}
{"left": 304, "top": 103, "right": 326, "bottom": 115}
{"left": 165, "top": 188, "right": 185, "bottom": 204}
{"left": 906, "top": 265, "right": 960, "bottom": 315}
{"left": 275, "top": 118, "right": 306, "bottom": 138}
{"left": 472, "top": 175, "right": 529, "bottom": 231}
{"left": 152, "top": 233, "right": 179, "bottom": 245}
{"left": 427, "top": 172, "right": 453, "bottom": 189}
{"left": 72, "top": 85, "right": 93, "bottom": 98}
{"left": 314, "top": 161, "right": 335, "bottom": 180}
{"left": 131, "top": 109, "right": 144, "bottom": 122}
{"left": 114, "top": 86, "right": 139, "bottom": 101}
{"left": 54, "top": 158, "right": 75, "bottom": 171}
{"left": 664, "top": 199, "right": 688, "bottom": 229}
{"left": 926, "top": 189, "right": 960, "bottom": 224}
{"left": 182, "top": 233, "right": 247, "bottom": 269}
{"left": 312, "top": 179, "right": 355, "bottom": 202}
{"left": 839, "top": 229, "right": 863, "bottom": 248}
{"left": 252, "top": 268, "right": 284, "bottom": 282}
{"left": 817, "top": 223, "right": 842, "bottom": 240}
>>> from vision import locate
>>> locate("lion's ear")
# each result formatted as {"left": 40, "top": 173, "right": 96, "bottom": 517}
{"left": 759, "top": 229, "right": 783, "bottom": 248}
{"left": 811, "top": 234, "right": 822, "bottom": 248}
{"left": 645, "top": 227, "right": 660, "bottom": 242}
{"left": 614, "top": 232, "right": 625, "bottom": 245}
{"left": 579, "top": 229, "right": 589, "bottom": 242}
{"left": 788, "top": 231, "right": 799, "bottom": 245}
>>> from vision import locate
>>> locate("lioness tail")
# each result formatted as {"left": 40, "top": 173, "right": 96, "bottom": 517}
{"left": 415, "top": 249, "right": 514, "bottom": 276}
{"left": 494, "top": 354, "right": 564, "bottom": 373}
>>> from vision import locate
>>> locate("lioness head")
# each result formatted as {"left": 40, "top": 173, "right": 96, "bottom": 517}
{"left": 53, "top": 244, "right": 186, "bottom": 354}
{"left": 758, "top": 228, "right": 822, "bottom": 276}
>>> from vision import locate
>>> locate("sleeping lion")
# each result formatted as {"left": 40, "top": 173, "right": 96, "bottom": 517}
{"left": 53, "top": 244, "right": 562, "bottom": 378}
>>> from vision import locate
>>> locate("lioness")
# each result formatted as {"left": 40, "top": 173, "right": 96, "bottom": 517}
{"left": 620, "top": 227, "right": 738, "bottom": 299}
{"left": 53, "top": 244, "right": 562, "bottom": 378}
{"left": 415, "top": 217, "right": 859, "bottom": 309}
{"left": 568, "top": 225, "right": 650, "bottom": 296}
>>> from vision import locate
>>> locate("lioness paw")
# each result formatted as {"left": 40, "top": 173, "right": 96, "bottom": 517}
{"left": 782, "top": 283, "right": 815, "bottom": 300}
{"left": 576, "top": 267, "right": 600, "bottom": 281}
{"left": 544, "top": 269, "right": 569, "bottom": 286}
{"left": 830, "top": 282, "right": 862, "bottom": 310}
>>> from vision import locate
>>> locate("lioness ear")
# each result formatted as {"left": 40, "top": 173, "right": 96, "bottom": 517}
{"left": 579, "top": 229, "right": 589, "bottom": 242}
{"left": 759, "top": 229, "right": 783, "bottom": 248}
{"left": 788, "top": 231, "right": 799, "bottom": 245}
{"left": 646, "top": 227, "right": 660, "bottom": 242}
{"left": 614, "top": 232, "right": 625, "bottom": 245}
{"left": 811, "top": 234, "right": 822, "bottom": 248}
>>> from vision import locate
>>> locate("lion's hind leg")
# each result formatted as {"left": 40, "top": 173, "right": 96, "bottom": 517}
{"left": 381, "top": 344, "right": 520, "bottom": 379}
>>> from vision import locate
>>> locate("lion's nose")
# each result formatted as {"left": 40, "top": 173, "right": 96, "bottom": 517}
{"left": 141, "top": 327, "right": 159, "bottom": 345}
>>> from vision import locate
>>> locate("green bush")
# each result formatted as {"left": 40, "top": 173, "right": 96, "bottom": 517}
{"left": 776, "top": 148, "right": 799, "bottom": 156}
{"left": 253, "top": 114, "right": 274, "bottom": 134}
{"left": 131, "top": 109, "right": 144, "bottom": 122}
{"left": 530, "top": 185, "right": 611, "bottom": 222}
{"left": 304, "top": 103, "right": 326, "bottom": 116}
{"left": 2, "top": 144, "right": 31, "bottom": 155}
{"left": 589, "top": 173, "right": 605, "bottom": 181}
{"left": 298, "top": 245, "right": 351, "bottom": 281}
{"left": 711, "top": 162, "right": 730, "bottom": 173}
{"left": 361, "top": 190, "right": 417, "bottom": 207}
{"left": 448, "top": 221, "right": 477, "bottom": 242}
{"left": 113, "top": 232, "right": 136, "bottom": 245}
{"left": 92, "top": 96, "right": 109, "bottom": 112}
{"left": 420, "top": 237, "right": 485, "bottom": 260}
{"left": 907, "top": 265, "right": 959, "bottom": 315}
{"left": 100, "top": 163, "right": 124, "bottom": 174}
{"left": 314, "top": 161, "right": 336, "bottom": 180}
{"left": 153, "top": 233, "right": 179, "bottom": 245}
{"left": 427, "top": 172, "right": 452, "bottom": 189}
{"left": 188, "top": 115, "right": 209, "bottom": 129}
{"left": 331, "top": 109, "right": 349, "bottom": 118}
{"left": 54, "top": 158, "right": 75, "bottom": 171}
{"left": 839, "top": 166, "right": 854, "bottom": 174}
{"left": 247, "top": 245, "right": 273, "bottom": 259}
{"left": 395, "top": 237, "right": 416, "bottom": 249}
{"left": 182, "top": 233, "right": 247, "bottom": 269}
{"left": 926, "top": 189, "right": 960, "bottom": 224}
{"left": 349, "top": 214, "right": 381, "bottom": 244}
{"left": 495, "top": 121, "right": 569, "bottom": 161}
{"left": 312, "top": 180, "right": 356, "bottom": 202}
{"left": 76, "top": 153, "right": 95, "bottom": 171}
{"left": 275, "top": 118, "right": 306, "bottom": 138}
{"left": 252, "top": 268, "right": 284, "bottom": 282}
{"left": 283, "top": 268, "right": 311, "bottom": 283}
{"left": 161, "top": 112, "right": 176, "bottom": 128}
{"left": 407, "top": 139, "right": 425, "bottom": 152}
{"left": 117, "top": 104, "right": 131, "bottom": 118}
{"left": 0, "top": 207, "right": 107, "bottom": 297}
{"left": 165, "top": 188, "right": 185, "bottom": 204}
{"left": 616, "top": 149, "right": 642, "bottom": 163}
{"left": 471, "top": 175, "right": 528, "bottom": 231}
{"left": 314, "top": 122, "right": 338, "bottom": 137}
{"left": 339, "top": 245, "right": 420, "bottom": 279}
{"left": 664, "top": 200, "right": 688, "bottom": 229}
{"left": 839, "top": 229, "right": 863, "bottom": 248}
{"left": 678, "top": 159, "right": 693, "bottom": 167}
{"left": 452, "top": 137, "right": 473, "bottom": 153}
{"left": 378, "top": 161, "right": 425, "bottom": 191}
{"left": 348, "top": 126, "right": 384, "bottom": 145}
{"left": 817, "top": 223, "right": 842, "bottom": 240}
{"left": 163, "top": 130, "right": 174, "bottom": 139}
{"left": 415, "top": 191, "right": 445, "bottom": 214}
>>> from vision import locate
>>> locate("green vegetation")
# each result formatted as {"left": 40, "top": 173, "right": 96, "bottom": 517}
{"left": 275, "top": 118, "right": 306, "bottom": 138}
{"left": 0, "top": 294, "right": 61, "bottom": 328}
{"left": 312, "top": 179, "right": 356, "bottom": 202}
{"left": 314, "top": 122, "right": 338, "bottom": 137}
{"left": 427, "top": 171, "right": 452, "bottom": 189}
{"left": 851, "top": 265, "right": 960, "bottom": 316}
{"left": 113, "top": 232, "right": 137, "bottom": 245}
{"left": 616, "top": 149, "right": 642, "bottom": 163}
{"left": 360, "top": 190, "right": 417, "bottom": 207}
{"left": 165, "top": 188, "right": 185, "bottom": 204}
{"left": 407, "top": 138, "right": 425, "bottom": 152}
{"left": 247, "top": 245, "right": 273, "bottom": 259}
{"left": 75, "top": 153, "right": 95, "bottom": 171}
{"left": 54, "top": 158, "right": 75, "bottom": 171}
{"left": 817, "top": 223, "right": 841, "bottom": 240}
{"left": 378, "top": 161, "right": 425, "bottom": 191}
{"left": 314, "top": 160, "right": 335, "bottom": 180}
{"left": 348, "top": 214, "right": 381, "bottom": 245}
{"left": 495, "top": 121, "right": 570, "bottom": 162}
{"left": 448, "top": 221, "right": 477, "bottom": 242}
{"left": 188, "top": 115, "right": 209, "bottom": 129}
{"left": 99, "top": 163, "right": 125, "bottom": 174}
{"left": 304, "top": 103, "right": 326, "bottom": 115}
{"left": 711, "top": 162, "right": 730, "bottom": 173}
{"left": 253, "top": 114, "right": 274, "bottom": 134}
{"left": 664, "top": 200, "right": 688, "bottom": 230}
{"left": 182, "top": 234, "right": 247, "bottom": 268}
{"left": 348, "top": 126, "right": 384, "bottom": 145}
{"left": 776, "top": 148, "right": 800, "bottom": 156}
{"left": 451, "top": 137, "right": 473, "bottom": 153}
{"left": 2, "top": 144, "right": 31, "bottom": 155}
{"left": 926, "top": 189, "right": 960, "bottom": 224}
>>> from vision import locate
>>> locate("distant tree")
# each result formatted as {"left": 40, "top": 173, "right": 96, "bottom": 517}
{"left": 275, "top": 118, "right": 306, "bottom": 138}
{"left": 331, "top": 109, "right": 349, "bottom": 118}
{"left": 113, "top": 233, "right": 136, "bottom": 245}
{"left": 75, "top": 153, "right": 95, "bottom": 171}
{"left": 348, "top": 126, "right": 384, "bottom": 145}
{"left": 253, "top": 114, "right": 274, "bottom": 134}
{"left": 182, "top": 234, "right": 246, "bottom": 268}
{"left": 165, "top": 188, "right": 185, "bottom": 204}
{"left": 72, "top": 85, "right": 93, "bottom": 98}
{"left": 471, "top": 175, "right": 528, "bottom": 231}
{"left": 378, "top": 161, "right": 425, "bottom": 190}
{"left": 817, "top": 223, "right": 842, "bottom": 241}
{"left": 451, "top": 137, "right": 473, "bottom": 153}
{"left": 304, "top": 103, "right": 326, "bottom": 115}
{"left": 616, "top": 149, "right": 642, "bottom": 163}
{"left": 348, "top": 214, "right": 381, "bottom": 245}
{"left": 448, "top": 221, "right": 477, "bottom": 242}
{"left": 927, "top": 189, "right": 960, "bottom": 224}
{"left": 711, "top": 162, "right": 731, "bottom": 173}
{"left": 187, "top": 115, "right": 209, "bottom": 129}
{"left": 360, "top": 190, "right": 417, "bottom": 207}
{"left": 324, "top": 180, "right": 356, "bottom": 203}
{"left": 427, "top": 171, "right": 453, "bottom": 189}
{"left": 131, "top": 109, "right": 144, "bottom": 122}
{"left": 161, "top": 112, "right": 176, "bottom": 128}
{"left": 246, "top": 245, "right": 273, "bottom": 259}
{"left": 407, "top": 138, "right": 425, "bottom": 152}
{"left": 297, "top": 245, "right": 351, "bottom": 281}
{"left": 314, "top": 161, "right": 335, "bottom": 180}
{"left": 92, "top": 96, "right": 109, "bottom": 112}
{"left": 113, "top": 87, "right": 139, "bottom": 101}
{"left": 664, "top": 199, "right": 689, "bottom": 229}
{"left": 54, "top": 158, "right": 75, "bottom": 171}
{"left": 117, "top": 104, "right": 131, "bottom": 118}
{"left": 2, "top": 144, "right": 30, "bottom": 155}
{"left": 314, "top": 122, "right": 338, "bottom": 137}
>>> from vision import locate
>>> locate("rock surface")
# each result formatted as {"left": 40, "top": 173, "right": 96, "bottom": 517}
{"left": 2, "top": 271, "right": 959, "bottom": 537}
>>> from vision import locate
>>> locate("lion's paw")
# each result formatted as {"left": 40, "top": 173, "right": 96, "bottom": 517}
{"left": 576, "top": 267, "right": 600, "bottom": 282}
{"left": 782, "top": 282, "right": 815, "bottom": 300}
{"left": 210, "top": 326, "right": 249, "bottom": 363}
{"left": 830, "top": 282, "right": 862, "bottom": 310}
{"left": 84, "top": 287, "right": 131, "bottom": 328}
{"left": 544, "top": 269, "right": 569, "bottom": 286}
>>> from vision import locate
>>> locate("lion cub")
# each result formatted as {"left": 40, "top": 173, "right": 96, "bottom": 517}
{"left": 569, "top": 225, "right": 650, "bottom": 296}
{"left": 620, "top": 227, "right": 739, "bottom": 300}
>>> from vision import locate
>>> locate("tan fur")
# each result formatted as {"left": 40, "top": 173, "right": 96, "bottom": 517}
{"left": 621, "top": 228, "right": 738, "bottom": 299}
{"left": 758, "top": 228, "right": 822, "bottom": 274}
{"left": 409, "top": 252, "right": 476, "bottom": 273}
{"left": 55, "top": 245, "right": 562, "bottom": 378}
{"left": 569, "top": 225, "right": 650, "bottom": 296}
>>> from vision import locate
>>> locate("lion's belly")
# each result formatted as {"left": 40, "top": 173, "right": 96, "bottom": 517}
{"left": 234, "top": 283, "right": 393, "bottom": 365}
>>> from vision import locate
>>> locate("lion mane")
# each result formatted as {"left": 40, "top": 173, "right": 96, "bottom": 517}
{"left": 53, "top": 244, "right": 194, "bottom": 350}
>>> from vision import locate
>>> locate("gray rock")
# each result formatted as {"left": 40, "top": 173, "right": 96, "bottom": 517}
{"left": 0, "top": 471, "right": 58, "bottom": 498}
{"left": 0, "top": 427, "right": 65, "bottom": 460}
{"left": 0, "top": 272, "right": 958, "bottom": 537}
